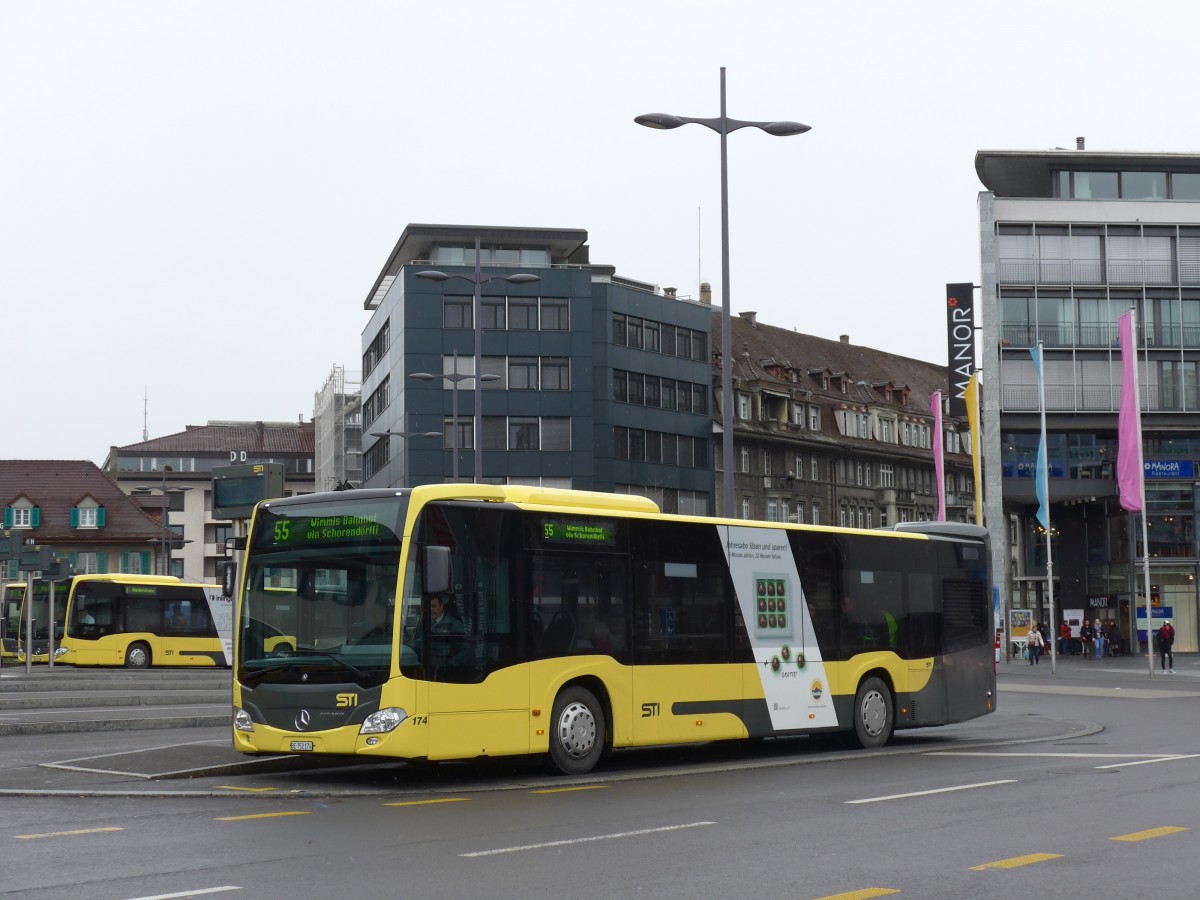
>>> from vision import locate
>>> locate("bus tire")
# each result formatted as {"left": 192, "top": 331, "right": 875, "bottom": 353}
{"left": 125, "top": 642, "right": 151, "bottom": 669}
{"left": 547, "top": 686, "right": 605, "bottom": 775}
{"left": 851, "top": 676, "right": 893, "bottom": 749}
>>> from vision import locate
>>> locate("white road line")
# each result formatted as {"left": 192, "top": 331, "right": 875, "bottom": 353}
{"left": 928, "top": 751, "right": 1167, "bottom": 759}
{"left": 1094, "top": 754, "right": 1200, "bottom": 770}
{"left": 122, "top": 888, "right": 241, "bottom": 900}
{"left": 460, "top": 821, "right": 716, "bottom": 857}
{"left": 847, "top": 780, "right": 1016, "bottom": 804}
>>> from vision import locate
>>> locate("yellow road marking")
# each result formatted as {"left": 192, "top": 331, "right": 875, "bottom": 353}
{"left": 384, "top": 797, "right": 469, "bottom": 807}
{"left": 530, "top": 785, "right": 609, "bottom": 794}
{"left": 1112, "top": 826, "right": 1189, "bottom": 842}
{"left": 16, "top": 826, "right": 124, "bottom": 840}
{"left": 970, "top": 852, "right": 1062, "bottom": 870}
{"left": 812, "top": 890, "right": 900, "bottom": 900}
{"left": 215, "top": 811, "right": 312, "bottom": 821}
{"left": 217, "top": 785, "right": 278, "bottom": 793}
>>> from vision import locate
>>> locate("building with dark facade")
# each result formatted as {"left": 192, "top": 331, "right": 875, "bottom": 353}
{"left": 978, "top": 145, "right": 1200, "bottom": 654}
{"left": 360, "top": 224, "right": 714, "bottom": 514}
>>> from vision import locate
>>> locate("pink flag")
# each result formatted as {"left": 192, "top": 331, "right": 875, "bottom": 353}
{"left": 931, "top": 390, "right": 945, "bottom": 521}
{"left": 1117, "top": 311, "right": 1143, "bottom": 511}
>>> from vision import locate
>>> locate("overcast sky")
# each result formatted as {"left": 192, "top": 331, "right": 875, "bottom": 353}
{"left": 5, "top": 1, "right": 1197, "bottom": 462}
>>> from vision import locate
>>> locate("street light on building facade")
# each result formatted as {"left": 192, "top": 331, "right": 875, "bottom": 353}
{"left": 415, "top": 238, "right": 540, "bottom": 483}
{"left": 636, "top": 67, "right": 810, "bottom": 517}
{"left": 370, "top": 416, "right": 441, "bottom": 489}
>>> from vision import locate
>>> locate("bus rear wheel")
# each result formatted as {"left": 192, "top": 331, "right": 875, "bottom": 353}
{"left": 852, "top": 676, "right": 893, "bottom": 749}
{"left": 547, "top": 686, "right": 605, "bottom": 775}
{"left": 125, "top": 642, "right": 151, "bottom": 669}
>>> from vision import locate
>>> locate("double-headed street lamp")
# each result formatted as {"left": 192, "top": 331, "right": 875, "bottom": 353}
{"left": 636, "top": 67, "right": 810, "bottom": 517}
{"left": 410, "top": 349, "right": 501, "bottom": 482}
{"left": 370, "top": 415, "right": 441, "bottom": 489}
{"left": 135, "top": 472, "right": 192, "bottom": 576}
{"left": 416, "top": 237, "right": 540, "bottom": 483}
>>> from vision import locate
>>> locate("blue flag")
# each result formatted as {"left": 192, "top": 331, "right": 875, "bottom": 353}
{"left": 1030, "top": 344, "right": 1049, "bottom": 529}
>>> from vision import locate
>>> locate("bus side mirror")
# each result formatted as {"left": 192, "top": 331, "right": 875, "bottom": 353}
{"left": 423, "top": 546, "right": 451, "bottom": 595}
{"left": 222, "top": 561, "right": 237, "bottom": 598}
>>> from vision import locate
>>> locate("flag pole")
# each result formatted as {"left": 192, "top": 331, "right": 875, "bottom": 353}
{"left": 931, "top": 391, "right": 946, "bottom": 521}
{"left": 1032, "top": 342, "right": 1056, "bottom": 673}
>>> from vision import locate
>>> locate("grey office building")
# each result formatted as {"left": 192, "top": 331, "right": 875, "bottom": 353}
{"left": 359, "top": 225, "right": 714, "bottom": 515}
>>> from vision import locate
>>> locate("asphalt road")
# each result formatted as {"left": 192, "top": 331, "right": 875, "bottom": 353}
{"left": 2, "top": 654, "right": 1196, "bottom": 899}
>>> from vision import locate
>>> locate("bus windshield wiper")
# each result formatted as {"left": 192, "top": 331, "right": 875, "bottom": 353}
{"left": 241, "top": 651, "right": 369, "bottom": 685}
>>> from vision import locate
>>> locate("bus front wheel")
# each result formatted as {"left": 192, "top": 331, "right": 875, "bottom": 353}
{"left": 547, "top": 686, "right": 605, "bottom": 775}
{"left": 125, "top": 642, "right": 151, "bottom": 669}
{"left": 852, "top": 676, "right": 893, "bottom": 749}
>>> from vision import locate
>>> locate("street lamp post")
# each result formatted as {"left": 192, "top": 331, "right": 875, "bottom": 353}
{"left": 370, "top": 415, "right": 441, "bottom": 489}
{"left": 411, "top": 349, "right": 502, "bottom": 482}
{"left": 136, "top": 473, "right": 192, "bottom": 576}
{"left": 636, "top": 67, "right": 810, "bottom": 517}
{"left": 416, "top": 238, "right": 540, "bottom": 483}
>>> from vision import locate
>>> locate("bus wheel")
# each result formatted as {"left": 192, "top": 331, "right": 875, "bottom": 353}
{"left": 547, "top": 686, "right": 605, "bottom": 775}
{"left": 125, "top": 642, "right": 151, "bottom": 669}
{"left": 852, "top": 677, "right": 893, "bottom": 749}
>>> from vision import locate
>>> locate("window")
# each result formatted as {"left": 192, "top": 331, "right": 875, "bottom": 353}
{"left": 78, "top": 507, "right": 98, "bottom": 527}
{"left": 509, "top": 357, "right": 539, "bottom": 390}
{"left": 613, "top": 370, "right": 628, "bottom": 403}
{"left": 880, "top": 464, "right": 895, "bottom": 488}
{"left": 540, "top": 298, "right": 569, "bottom": 330}
{"left": 446, "top": 418, "right": 473, "bottom": 451}
{"left": 808, "top": 407, "right": 821, "bottom": 430}
{"left": 767, "top": 498, "right": 779, "bottom": 522}
{"left": 794, "top": 454, "right": 804, "bottom": 479}
{"left": 541, "top": 418, "right": 571, "bottom": 451}
{"left": 613, "top": 313, "right": 627, "bottom": 346}
{"left": 628, "top": 373, "right": 644, "bottom": 406}
{"left": 740, "top": 447, "right": 751, "bottom": 473}
{"left": 362, "top": 320, "right": 389, "bottom": 377}
{"left": 795, "top": 501, "right": 805, "bottom": 524}
{"left": 810, "top": 458, "right": 821, "bottom": 481}
{"left": 541, "top": 358, "right": 570, "bottom": 391}
{"left": 737, "top": 394, "right": 751, "bottom": 420}
{"left": 75, "top": 552, "right": 99, "bottom": 574}
{"left": 741, "top": 497, "right": 752, "bottom": 520}
{"left": 643, "top": 321, "right": 660, "bottom": 353}
{"left": 509, "top": 298, "right": 537, "bottom": 330}
{"left": 645, "top": 376, "right": 661, "bottom": 409}
{"left": 692, "top": 384, "right": 707, "bottom": 414}
{"left": 811, "top": 503, "right": 821, "bottom": 525}
{"left": 481, "top": 298, "right": 506, "bottom": 329}
{"left": 509, "top": 417, "right": 539, "bottom": 450}
{"left": 443, "top": 297, "right": 472, "bottom": 329}
{"left": 626, "top": 316, "right": 643, "bottom": 349}
{"left": 762, "top": 451, "right": 773, "bottom": 476}
{"left": 11, "top": 507, "right": 31, "bottom": 528}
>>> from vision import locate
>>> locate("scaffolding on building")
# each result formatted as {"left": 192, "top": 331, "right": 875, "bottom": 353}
{"left": 314, "top": 365, "right": 363, "bottom": 492}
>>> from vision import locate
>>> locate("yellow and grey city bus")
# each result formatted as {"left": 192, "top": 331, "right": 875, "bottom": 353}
{"left": 231, "top": 485, "right": 995, "bottom": 775}
{"left": 2, "top": 582, "right": 24, "bottom": 664}
{"left": 58, "top": 574, "right": 233, "bottom": 668}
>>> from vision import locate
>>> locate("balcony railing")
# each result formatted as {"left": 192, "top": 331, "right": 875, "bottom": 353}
{"left": 998, "top": 258, "right": 1177, "bottom": 286}
{"left": 1002, "top": 322, "right": 1200, "bottom": 350}
{"left": 1000, "top": 382, "right": 1200, "bottom": 413}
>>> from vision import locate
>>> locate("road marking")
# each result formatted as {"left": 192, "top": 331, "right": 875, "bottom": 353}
{"left": 847, "top": 780, "right": 1016, "bottom": 804}
{"left": 1095, "top": 754, "right": 1200, "bottom": 770}
{"left": 970, "top": 852, "right": 1062, "bottom": 870}
{"left": 811, "top": 890, "right": 900, "bottom": 900}
{"left": 460, "top": 821, "right": 716, "bottom": 857}
{"left": 122, "top": 888, "right": 241, "bottom": 899}
{"left": 529, "top": 785, "right": 609, "bottom": 794}
{"left": 1111, "top": 826, "right": 1189, "bottom": 842}
{"left": 217, "top": 786, "right": 278, "bottom": 792}
{"left": 929, "top": 751, "right": 1172, "bottom": 759}
{"left": 16, "top": 826, "right": 124, "bottom": 840}
{"left": 384, "top": 797, "right": 469, "bottom": 807}
{"left": 214, "top": 811, "right": 312, "bottom": 821}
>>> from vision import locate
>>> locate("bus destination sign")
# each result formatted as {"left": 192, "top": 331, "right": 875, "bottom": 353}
{"left": 541, "top": 518, "right": 617, "bottom": 548}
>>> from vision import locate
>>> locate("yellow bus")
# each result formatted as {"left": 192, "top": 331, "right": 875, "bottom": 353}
{"left": 231, "top": 485, "right": 995, "bottom": 775}
{"left": 57, "top": 574, "right": 233, "bottom": 668}
{"left": 4, "top": 580, "right": 69, "bottom": 664}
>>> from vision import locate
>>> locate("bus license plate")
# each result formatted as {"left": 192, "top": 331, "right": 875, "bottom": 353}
{"left": 290, "top": 741, "right": 314, "bottom": 751}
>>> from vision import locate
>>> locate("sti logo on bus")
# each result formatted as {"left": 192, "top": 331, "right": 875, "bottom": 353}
{"left": 641, "top": 702, "right": 660, "bottom": 717}
{"left": 335, "top": 693, "right": 358, "bottom": 708}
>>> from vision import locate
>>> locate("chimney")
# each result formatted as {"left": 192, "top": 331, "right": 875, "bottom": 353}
{"left": 739, "top": 311, "right": 757, "bottom": 327}
{"left": 700, "top": 282, "right": 712, "bottom": 305}
{"left": 840, "top": 334, "right": 850, "bottom": 344}
{"left": 663, "top": 286, "right": 677, "bottom": 298}
{"left": 1076, "top": 136, "right": 1086, "bottom": 150}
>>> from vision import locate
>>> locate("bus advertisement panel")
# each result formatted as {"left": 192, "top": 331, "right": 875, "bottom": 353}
{"left": 231, "top": 485, "right": 994, "bottom": 774}
{"left": 58, "top": 575, "right": 233, "bottom": 668}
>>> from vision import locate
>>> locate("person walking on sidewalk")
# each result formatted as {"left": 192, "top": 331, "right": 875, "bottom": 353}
{"left": 1027, "top": 622, "right": 1045, "bottom": 665}
{"left": 1157, "top": 620, "right": 1176, "bottom": 673}
{"left": 1092, "top": 618, "right": 1106, "bottom": 661}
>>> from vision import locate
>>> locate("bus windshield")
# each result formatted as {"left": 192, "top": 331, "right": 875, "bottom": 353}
{"left": 237, "top": 494, "right": 407, "bottom": 685}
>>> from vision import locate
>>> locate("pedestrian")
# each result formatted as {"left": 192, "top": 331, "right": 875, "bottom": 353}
{"left": 1027, "top": 621, "right": 1045, "bottom": 665}
{"left": 1079, "top": 618, "right": 1094, "bottom": 659}
{"left": 1093, "top": 618, "right": 1105, "bottom": 661}
{"left": 1107, "top": 620, "right": 1123, "bottom": 657}
{"left": 1059, "top": 620, "right": 1072, "bottom": 656}
{"left": 1157, "top": 620, "right": 1176, "bottom": 673}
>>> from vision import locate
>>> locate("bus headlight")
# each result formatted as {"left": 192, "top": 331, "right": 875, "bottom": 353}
{"left": 233, "top": 708, "right": 255, "bottom": 732}
{"left": 360, "top": 707, "right": 408, "bottom": 734}
{"left": 54, "top": 647, "right": 68, "bottom": 658}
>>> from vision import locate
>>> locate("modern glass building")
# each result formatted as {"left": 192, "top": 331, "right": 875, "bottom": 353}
{"left": 359, "top": 224, "right": 714, "bottom": 515}
{"left": 978, "top": 146, "right": 1200, "bottom": 653}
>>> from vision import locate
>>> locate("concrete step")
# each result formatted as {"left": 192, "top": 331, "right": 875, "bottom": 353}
{"left": 0, "top": 713, "right": 230, "bottom": 736}
{"left": 0, "top": 690, "right": 228, "bottom": 710}
{"left": 0, "top": 670, "right": 230, "bottom": 693}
